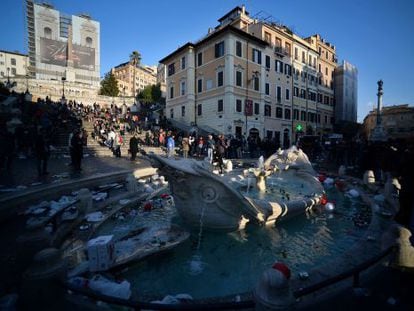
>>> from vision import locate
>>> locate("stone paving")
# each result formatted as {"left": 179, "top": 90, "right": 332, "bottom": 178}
{"left": 0, "top": 151, "right": 413, "bottom": 310}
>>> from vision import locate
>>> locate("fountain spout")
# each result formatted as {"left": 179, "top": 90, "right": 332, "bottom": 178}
{"left": 254, "top": 169, "right": 272, "bottom": 192}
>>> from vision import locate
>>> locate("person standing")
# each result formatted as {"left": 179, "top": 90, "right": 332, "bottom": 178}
{"left": 34, "top": 127, "right": 50, "bottom": 176}
{"left": 182, "top": 136, "right": 190, "bottom": 158}
{"left": 71, "top": 129, "right": 83, "bottom": 171}
{"left": 129, "top": 134, "right": 139, "bottom": 161}
{"left": 167, "top": 134, "right": 175, "bottom": 158}
{"left": 113, "top": 132, "right": 123, "bottom": 158}
{"left": 207, "top": 134, "right": 215, "bottom": 163}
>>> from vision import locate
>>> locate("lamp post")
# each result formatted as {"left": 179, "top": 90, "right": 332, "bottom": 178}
{"left": 61, "top": 77, "right": 66, "bottom": 100}
{"left": 25, "top": 74, "right": 29, "bottom": 93}
{"left": 6, "top": 67, "right": 10, "bottom": 87}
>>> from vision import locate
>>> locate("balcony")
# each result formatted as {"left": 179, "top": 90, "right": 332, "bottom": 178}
{"left": 273, "top": 46, "right": 289, "bottom": 58}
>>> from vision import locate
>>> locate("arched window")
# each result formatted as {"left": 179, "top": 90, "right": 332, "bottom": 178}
{"left": 44, "top": 27, "right": 52, "bottom": 38}
{"left": 86, "top": 37, "right": 93, "bottom": 46}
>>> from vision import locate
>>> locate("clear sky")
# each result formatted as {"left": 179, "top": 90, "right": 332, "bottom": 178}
{"left": 1, "top": 0, "right": 413, "bottom": 122}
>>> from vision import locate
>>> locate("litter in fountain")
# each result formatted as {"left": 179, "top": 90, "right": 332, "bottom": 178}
{"left": 149, "top": 146, "right": 325, "bottom": 231}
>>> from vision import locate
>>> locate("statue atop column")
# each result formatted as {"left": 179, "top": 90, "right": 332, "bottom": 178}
{"left": 369, "top": 80, "right": 387, "bottom": 142}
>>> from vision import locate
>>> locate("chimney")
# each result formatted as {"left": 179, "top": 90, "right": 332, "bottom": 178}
{"left": 242, "top": 5, "right": 245, "bottom": 14}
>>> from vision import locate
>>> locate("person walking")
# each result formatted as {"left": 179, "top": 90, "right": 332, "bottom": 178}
{"left": 182, "top": 136, "right": 190, "bottom": 158}
{"left": 129, "top": 134, "right": 139, "bottom": 161}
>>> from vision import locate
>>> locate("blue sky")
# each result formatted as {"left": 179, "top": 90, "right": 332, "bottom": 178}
{"left": 1, "top": 0, "right": 413, "bottom": 122}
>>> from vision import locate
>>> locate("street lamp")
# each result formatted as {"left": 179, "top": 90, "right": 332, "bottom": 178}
{"left": 25, "top": 74, "right": 30, "bottom": 93}
{"left": 61, "top": 77, "right": 66, "bottom": 100}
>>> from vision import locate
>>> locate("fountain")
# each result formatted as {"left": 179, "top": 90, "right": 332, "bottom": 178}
{"left": 149, "top": 146, "right": 324, "bottom": 231}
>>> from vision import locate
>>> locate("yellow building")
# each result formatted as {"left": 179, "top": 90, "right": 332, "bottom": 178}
{"left": 160, "top": 6, "right": 340, "bottom": 145}
{"left": 112, "top": 60, "right": 157, "bottom": 97}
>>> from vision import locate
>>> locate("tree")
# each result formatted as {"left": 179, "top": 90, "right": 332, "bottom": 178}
{"left": 99, "top": 72, "right": 119, "bottom": 97}
{"left": 137, "top": 84, "right": 164, "bottom": 105}
{"left": 129, "top": 51, "right": 141, "bottom": 67}
{"left": 137, "top": 85, "right": 153, "bottom": 104}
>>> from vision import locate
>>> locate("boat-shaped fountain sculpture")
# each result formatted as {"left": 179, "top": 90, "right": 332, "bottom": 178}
{"left": 149, "top": 146, "right": 324, "bottom": 232}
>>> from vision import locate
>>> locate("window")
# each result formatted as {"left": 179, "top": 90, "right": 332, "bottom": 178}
{"left": 265, "top": 83, "right": 270, "bottom": 95}
{"left": 324, "top": 95, "right": 329, "bottom": 105}
{"left": 252, "top": 48, "right": 262, "bottom": 64}
{"left": 253, "top": 77, "right": 259, "bottom": 91}
{"left": 284, "top": 109, "right": 291, "bottom": 120}
{"left": 317, "top": 93, "right": 322, "bottom": 103}
{"left": 309, "top": 55, "right": 312, "bottom": 66}
{"left": 254, "top": 102, "right": 260, "bottom": 115}
{"left": 181, "top": 56, "right": 186, "bottom": 70}
{"left": 293, "top": 109, "right": 299, "bottom": 120}
{"left": 301, "top": 111, "right": 306, "bottom": 121}
{"left": 275, "top": 60, "right": 283, "bottom": 73}
{"left": 218, "top": 99, "right": 223, "bottom": 112}
{"left": 236, "top": 41, "right": 242, "bottom": 57}
{"left": 197, "top": 79, "right": 203, "bottom": 93}
{"left": 197, "top": 104, "right": 202, "bottom": 116}
{"left": 168, "top": 63, "right": 175, "bottom": 76}
{"left": 294, "top": 47, "right": 298, "bottom": 60}
{"left": 317, "top": 114, "right": 321, "bottom": 124}
{"left": 294, "top": 87, "right": 299, "bottom": 97}
{"left": 11, "top": 68, "right": 16, "bottom": 75}
{"left": 197, "top": 52, "right": 203, "bottom": 66}
{"left": 319, "top": 64, "right": 321, "bottom": 72}
{"left": 324, "top": 115, "right": 328, "bottom": 124}
{"left": 206, "top": 79, "right": 213, "bottom": 90}
{"left": 217, "top": 71, "right": 224, "bottom": 87}
{"left": 11, "top": 58, "right": 16, "bottom": 66}
{"left": 264, "top": 104, "right": 271, "bottom": 116}
{"left": 236, "top": 99, "right": 242, "bottom": 112}
{"left": 276, "top": 86, "right": 281, "bottom": 101}
{"left": 285, "top": 42, "right": 291, "bottom": 56}
{"left": 215, "top": 41, "right": 225, "bottom": 58}
{"left": 170, "top": 108, "right": 174, "bottom": 119}
{"left": 169, "top": 86, "right": 174, "bottom": 99}
{"left": 265, "top": 55, "right": 271, "bottom": 69}
{"left": 285, "top": 89, "right": 290, "bottom": 100}
{"left": 275, "top": 37, "right": 282, "bottom": 47}
{"left": 276, "top": 107, "right": 283, "bottom": 118}
{"left": 44, "top": 27, "right": 52, "bottom": 38}
{"left": 264, "top": 32, "right": 271, "bottom": 43}
{"left": 181, "top": 106, "right": 185, "bottom": 117}
{"left": 236, "top": 71, "right": 242, "bottom": 87}
{"left": 86, "top": 37, "right": 93, "bottom": 46}
{"left": 285, "top": 64, "right": 292, "bottom": 76}
{"left": 325, "top": 67, "right": 328, "bottom": 75}
{"left": 180, "top": 81, "right": 186, "bottom": 96}
{"left": 300, "top": 89, "right": 306, "bottom": 99}
{"left": 302, "top": 51, "right": 306, "bottom": 63}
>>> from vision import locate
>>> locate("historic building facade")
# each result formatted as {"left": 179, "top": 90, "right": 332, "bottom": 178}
{"left": 0, "top": 50, "right": 28, "bottom": 81}
{"left": 363, "top": 104, "right": 414, "bottom": 141}
{"left": 111, "top": 60, "right": 157, "bottom": 97}
{"left": 160, "top": 6, "right": 344, "bottom": 144}
{"left": 26, "top": 0, "right": 100, "bottom": 87}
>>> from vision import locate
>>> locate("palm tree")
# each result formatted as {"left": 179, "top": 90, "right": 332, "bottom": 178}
{"left": 129, "top": 51, "right": 141, "bottom": 98}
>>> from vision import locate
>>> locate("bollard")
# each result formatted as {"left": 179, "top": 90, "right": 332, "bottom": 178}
{"left": 20, "top": 248, "right": 67, "bottom": 310}
{"left": 77, "top": 188, "right": 92, "bottom": 215}
{"left": 254, "top": 262, "right": 295, "bottom": 310}
{"left": 126, "top": 173, "right": 138, "bottom": 193}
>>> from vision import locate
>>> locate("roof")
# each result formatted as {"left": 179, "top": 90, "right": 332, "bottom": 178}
{"left": 0, "top": 50, "right": 28, "bottom": 57}
{"left": 113, "top": 61, "right": 157, "bottom": 76}
{"left": 217, "top": 6, "right": 249, "bottom": 22}
{"left": 159, "top": 25, "right": 268, "bottom": 64}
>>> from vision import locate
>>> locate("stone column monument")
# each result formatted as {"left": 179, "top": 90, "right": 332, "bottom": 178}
{"left": 369, "top": 80, "right": 387, "bottom": 142}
